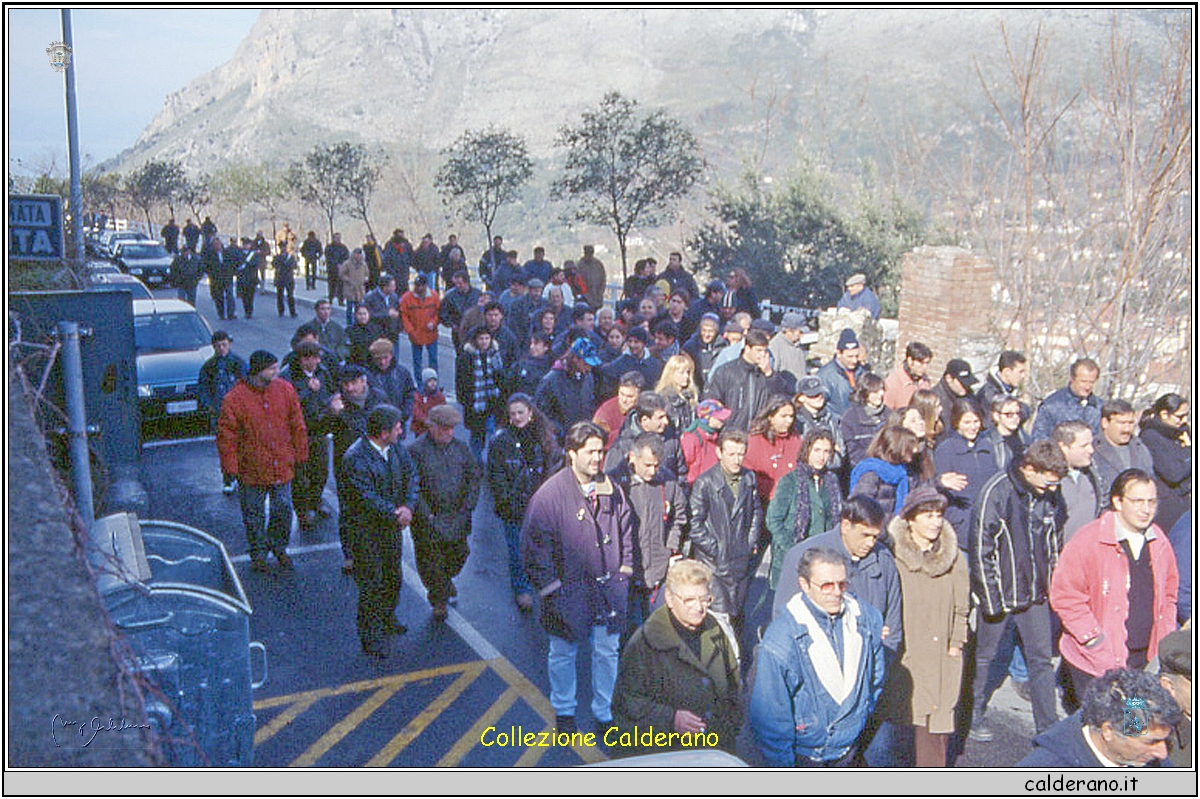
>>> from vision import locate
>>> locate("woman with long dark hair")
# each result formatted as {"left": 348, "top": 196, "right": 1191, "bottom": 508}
{"left": 933, "top": 398, "right": 997, "bottom": 543}
{"left": 849, "top": 424, "right": 923, "bottom": 517}
{"left": 486, "top": 393, "right": 561, "bottom": 611}
{"left": 1139, "top": 392, "right": 1191, "bottom": 530}
{"left": 766, "top": 430, "right": 843, "bottom": 590}
{"left": 745, "top": 394, "right": 803, "bottom": 503}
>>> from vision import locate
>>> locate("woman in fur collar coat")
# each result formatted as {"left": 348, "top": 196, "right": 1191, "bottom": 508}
{"left": 883, "top": 487, "right": 970, "bottom": 767}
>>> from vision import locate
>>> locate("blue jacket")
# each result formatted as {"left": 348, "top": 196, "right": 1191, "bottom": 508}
{"left": 751, "top": 592, "right": 886, "bottom": 766}
{"left": 816, "top": 357, "right": 866, "bottom": 417}
{"left": 836, "top": 288, "right": 881, "bottom": 319}
{"left": 933, "top": 431, "right": 1000, "bottom": 541}
{"left": 1030, "top": 386, "right": 1103, "bottom": 441}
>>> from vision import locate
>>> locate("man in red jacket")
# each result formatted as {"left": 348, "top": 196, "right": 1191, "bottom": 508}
{"left": 218, "top": 350, "right": 309, "bottom": 572}
{"left": 1051, "top": 468, "right": 1179, "bottom": 705}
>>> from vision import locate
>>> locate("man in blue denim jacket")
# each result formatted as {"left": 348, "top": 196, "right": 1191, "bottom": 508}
{"left": 750, "top": 546, "right": 886, "bottom": 767}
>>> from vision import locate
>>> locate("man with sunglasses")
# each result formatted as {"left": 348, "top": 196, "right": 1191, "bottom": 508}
{"left": 609, "top": 559, "right": 741, "bottom": 753}
{"left": 968, "top": 439, "right": 1069, "bottom": 743}
{"left": 751, "top": 546, "right": 886, "bottom": 767}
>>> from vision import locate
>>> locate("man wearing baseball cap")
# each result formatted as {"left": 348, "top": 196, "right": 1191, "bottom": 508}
{"left": 836, "top": 273, "right": 881, "bottom": 319}
{"left": 933, "top": 358, "right": 979, "bottom": 438}
{"left": 217, "top": 350, "right": 309, "bottom": 572}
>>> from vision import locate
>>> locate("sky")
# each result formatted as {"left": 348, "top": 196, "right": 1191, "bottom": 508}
{"left": 6, "top": 7, "right": 261, "bottom": 178}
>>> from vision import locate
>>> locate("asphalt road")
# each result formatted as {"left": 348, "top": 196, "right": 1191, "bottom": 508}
{"left": 135, "top": 278, "right": 1048, "bottom": 768}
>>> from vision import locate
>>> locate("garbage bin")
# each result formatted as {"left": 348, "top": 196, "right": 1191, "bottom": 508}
{"left": 90, "top": 514, "right": 265, "bottom": 767}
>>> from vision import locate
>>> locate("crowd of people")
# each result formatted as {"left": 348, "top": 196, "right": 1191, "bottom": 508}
{"left": 190, "top": 224, "right": 1191, "bottom": 769}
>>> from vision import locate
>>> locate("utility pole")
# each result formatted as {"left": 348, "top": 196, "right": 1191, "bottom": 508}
{"left": 62, "top": 9, "right": 85, "bottom": 268}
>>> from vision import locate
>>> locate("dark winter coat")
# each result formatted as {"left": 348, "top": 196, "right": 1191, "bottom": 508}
{"left": 506, "top": 353, "right": 552, "bottom": 399}
{"left": 703, "top": 355, "right": 773, "bottom": 433}
{"left": 533, "top": 365, "right": 597, "bottom": 437}
{"left": 597, "top": 352, "right": 663, "bottom": 401}
{"left": 815, "top": 357, "right": 867, "bottom": 417}
{"left": 408, "top": 434, "right": 481, "bottom": 542}
{"left": 329, "top": 386, "right": 388, "bottom": 467}
{"left": 611, "top": 606, "right": 741, "bottom": 753}
{"left": 1031, "top": 386, "right": 1103, "bottom": 442}
{"left": 486, "top": 424, "right": 562, "bottom": 525}
{"left": 281, "top": 361, "right": 335, "bottom": 433}
{"left": 521, "top": 467, "right": 634, "bottom": 642}
{"left": 968, "top": 465, "right": 1067, "bottom": 619}
{"left": 766, "top": 466, "right": 843, "bottom": 588}
{"left": 339, "top": 436, "right": 418, "bottom": 550}
{"left": 198, "top": 353, "right": 246, "bottom": 417}
{"left": 1139, "top": 417, "right": 1192, "bottom": 531}
{"left": 933, "top": 431, "right": 1000, "bottom": 541}
{"left": 1090, "top": 434, "right": 1154, "bottom": 503}
{"left": 1018, "top": 712, "right": 1172, "bottom": 768}
{"left": 793, "top": 405, "right": 845, "bottom": 472}
{"left": 367, "top": 361, "right": 415, "bottom": 425}
{"left": 840, "top": 400, "right": 888, "bottom": 469}
{"left": 609, "top": 460, "right": 687, "bottom": 588}
{"left": 272, "top": 251, "right": 297, "bottom": 288}
{"left": 688, "top": 464, "right": 763, "bottom": 617}
{"left": 682, "top": 333, "right": 726, "bottom": 391}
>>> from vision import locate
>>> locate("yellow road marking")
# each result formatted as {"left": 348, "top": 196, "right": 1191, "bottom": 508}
{"left": 253, "top": 696, "right": 319, "bottom": 746}
{"left": 436, "top": 686, "right": 519, "bottom": 768}
{"left": 514, "top": 724, "right": 555, "bottom": 768}
{"left": 253, "top": 661, "right": 475, "bottom": 710}
{"left": 487, "top": 657, "right": 606, "bottom": 765}
{"left": 289, "top": 683, "right": 405, "bottom": 768}
{"left": 366, "top": 661, "right": 486, "bottom": 767}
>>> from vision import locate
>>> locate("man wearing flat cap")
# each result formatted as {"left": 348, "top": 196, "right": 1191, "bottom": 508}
{"left": 768, "top": 312, "right": 810, "bottom": 394}
{"left": 837, "top": 273, "right": 881, "bottom": 319}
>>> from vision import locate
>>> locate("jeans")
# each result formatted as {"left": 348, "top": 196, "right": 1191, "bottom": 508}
{"left": 502, "top": 520, "right": 533, "bottom": 595}
{"left": 345, "top": 300, "right": 358, "bottom": 328}
{"left": 411, "top": 342, "right": 438, "bottom": 379}
{"left": 972, "top": 602, "right": 1058, "bottom": 733}
{"left": 239, "top": 481, "right": 294, "bottom": 560}
{"left": 547, "top": 627, "right": 621, "bottom": 721}
{"left": 1009, "top": 640, "right": 1028, "bottom": 682}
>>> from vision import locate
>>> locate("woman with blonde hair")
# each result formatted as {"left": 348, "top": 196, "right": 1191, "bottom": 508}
{"left": 908, "top": 389, "right": 944, "bottom": 446}
{"left": 655, "top": 352, "right": 699, "bottom": 433}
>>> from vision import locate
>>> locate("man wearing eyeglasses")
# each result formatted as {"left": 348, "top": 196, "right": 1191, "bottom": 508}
{"left": 750, "top": 546, "right": 886, "bottom": 767}
{"left": 1051, "top": 469, "right": 1179, "bottom": 705}
{"left": 968, "top": 440, "right": 1069, "bottom": 743}
{"left": 609, "top": 559, "right": 741, "bottom": 753}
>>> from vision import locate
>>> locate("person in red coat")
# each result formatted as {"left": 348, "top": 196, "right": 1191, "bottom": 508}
{"left": 217, "top": 350, "right": 308, "bottom": 572}
{"left": 399, "top": 273, "right": 441, "bottom": 379}
{"left": 1051, "top": 468, "right": 1179, "bottom": 703}
{"left": 744, "top": 395, "right": 803, "bottom": 503}
{"left": 410, "top": 368, "right": 447, "bottom": 439}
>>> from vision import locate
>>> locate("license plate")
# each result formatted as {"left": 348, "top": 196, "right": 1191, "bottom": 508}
{"left": 146, "top": 274, "right": 162, "bottom": 283}
{"left": 166, "top": 400, "right": 198, "bottom": 414}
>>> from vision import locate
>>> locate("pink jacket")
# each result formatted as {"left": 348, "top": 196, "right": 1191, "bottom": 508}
{"left": 1050, "top": 510, "right": 1178, "bottom": 677}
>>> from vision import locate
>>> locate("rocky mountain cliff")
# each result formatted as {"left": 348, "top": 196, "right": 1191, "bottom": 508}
{"left": 119, "top": 8, "right": 1175, "bottom": 173}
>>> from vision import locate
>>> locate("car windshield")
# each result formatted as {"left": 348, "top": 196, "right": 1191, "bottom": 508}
{"left": 120, "top": 244, "right": 169, "bottom": 259}
{"left": 134, "top": 311, "right": 211, "bottom": 353}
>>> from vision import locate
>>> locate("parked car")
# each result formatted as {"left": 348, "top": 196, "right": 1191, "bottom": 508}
{"left": 133, "top": 298, "right": 214, "bottom": 428}
{"left": 99, "top": 229, "right": 153, "bottom": 259}
{"left": 114, "top": 241, "right": 173, "bottom": 286}
{"left": 88, "top": 272, "right": 154, "bottom": 300}
{"left": 84, "top": 259, "right": 123, "bottom": 277}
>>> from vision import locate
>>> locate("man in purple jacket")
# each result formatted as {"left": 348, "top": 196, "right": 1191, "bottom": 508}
{"left": 522, "top": 421, "right": 634, "bottom": 735}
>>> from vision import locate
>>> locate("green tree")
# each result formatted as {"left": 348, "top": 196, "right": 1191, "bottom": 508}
{"left": 210, "top": 161, "right": 267, "bottom": 241}
{"left": 434, "top": 127, "right": 533, "bottom": 252}
{"left": 122, "top": 158, "right": 185, "bottom": 234}
{"left": 177, "top": 173, "right": 211, "bottom": 222}
{"left": 554, "top": 91, "right": 705, "bottom": 281}
{"left": 292, "top": 141, "right": 381, "bottom": 241}
{"left": 343, "top": 145, "right": 388, "bottom": 244}
{"left": 690, "top": 168, "right": 924, "bottom": 315}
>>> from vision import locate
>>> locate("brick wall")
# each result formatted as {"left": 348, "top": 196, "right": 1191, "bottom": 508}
{"left": 895, "top": 246, "right": 997, "bottom": 376}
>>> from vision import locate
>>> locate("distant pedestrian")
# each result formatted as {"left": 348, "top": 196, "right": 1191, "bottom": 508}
{"left": 300, "top": 230, "right": 322, "bottom": 291}
{"left": 836, "top": 273, "right": 881, "bottom": 318}
{"left": 273, "top": 241, "right": 298, "bottom": 318}
{"left": 198, "top": 330, "right": 246, "bottom": 494}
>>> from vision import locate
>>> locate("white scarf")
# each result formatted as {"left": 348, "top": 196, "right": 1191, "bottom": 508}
{"left": 786, "top": 591, "right": 864, "bottom": 706}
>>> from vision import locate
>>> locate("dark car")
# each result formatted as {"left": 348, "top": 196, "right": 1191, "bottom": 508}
{"left": 115, "top": 241, "right": 174, "bottom": 286}
{"left": 133, "top": 298, "right": 214, "bottom": 429}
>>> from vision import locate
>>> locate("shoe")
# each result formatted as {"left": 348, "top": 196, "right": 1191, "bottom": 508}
{"left": 1012, "top": 680, "right": 1032, "bottom": 704}
{"left": 555, "top": 715, "right": 576, "bottom": 735}
{"left": 594, "top": 717, "right": 613, "bottom": 734}
{"left": 361, "top": 640, "right": 387, "bottom": 658}
{"left": 222, "top": 481, "right": 237, "bottom": 495}
{"left": 250, "top": 557, "right": 268, "bottom": 573}
{"left": 342, "top": 557, "right": 354, "bottom": 575}
{"left": 316, "top": 502, "right": 333, "bottom": 518}
{"left": 431, "top": 603, "right": 448, "bottom": 621}
{"left": 290, "top": 312, "right": 298, "bottom": 318}
{"left": 448, "top": 583, "right": 458, "bottom": 605}
{"left": 516, "top": 593, "right": 534, "bottom": 612}
{"left": 228, "top": 315, "right": 238, "bottom": 320}
{"left": 969, "top": 716, "right": 994, "bottom": 742}
{"left": 274, "top": 550, "right": 293, "bottom": 570}
{"left": 384, "top": 619, "right": 408, "bottom": 636}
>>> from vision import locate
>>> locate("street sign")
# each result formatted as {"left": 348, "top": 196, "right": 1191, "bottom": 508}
{"left": 9, "top": 193, "right": 65, "bottom": 261}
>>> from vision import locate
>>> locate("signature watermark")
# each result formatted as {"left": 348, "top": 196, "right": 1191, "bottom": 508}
{"left": 52, "top": 714, "right": 150, "bottom": 748}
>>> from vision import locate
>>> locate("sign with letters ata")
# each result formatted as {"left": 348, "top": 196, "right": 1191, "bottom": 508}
{"left": 9, "top": 193, "right": 65, "bottom": 262}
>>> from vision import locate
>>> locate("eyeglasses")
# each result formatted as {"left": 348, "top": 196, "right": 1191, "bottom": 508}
{"left": 814, "top": 580, "right": 849, "bottom": 594}
{"left": 670, "top": 590, "right": 714, "bottom": 609}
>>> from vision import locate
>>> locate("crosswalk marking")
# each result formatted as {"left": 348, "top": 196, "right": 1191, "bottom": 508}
{"left": 365, "top": 662, "right": 486, "bottom": 767}
{"left": 436, "top": 686, "right": 520, "bottom": 768}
